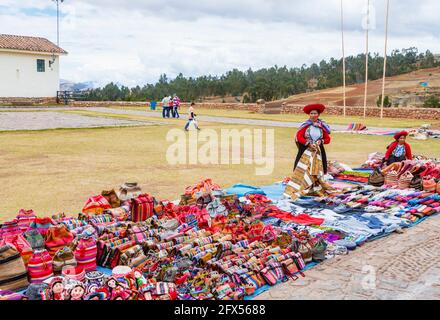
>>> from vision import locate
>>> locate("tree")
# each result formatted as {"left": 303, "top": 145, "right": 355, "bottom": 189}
{"left": 82, "top": 47, "right": 438, "bottom": 104}
{"left": 376, "top": 95, "right": 392, "bottom": 108}
{"left": 424, "top": 95, "right": 440, "bottom": 108}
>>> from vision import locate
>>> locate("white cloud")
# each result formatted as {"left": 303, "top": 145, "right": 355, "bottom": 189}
{"left": 1, "top": 0, "right": 439, "bottom": 86}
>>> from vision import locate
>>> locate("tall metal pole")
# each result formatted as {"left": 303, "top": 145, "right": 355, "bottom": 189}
{"left": 341, "top": 0, "right": 347, "bottom": 117}
{"left": 57, "top": 0, "right": 59, "bottom": 46}
{"left": 380, "top": 0, "right": 390, "bottom": 119}
{"left": 53, "top": 0, "right": 63, "bottom": 46}
{"left": 363, "top": 0, "right": 370, "bottom": 118}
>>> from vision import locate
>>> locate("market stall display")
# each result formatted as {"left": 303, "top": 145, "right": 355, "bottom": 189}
{"left": 0, "top": 171, "right": 439, "bottom": 300}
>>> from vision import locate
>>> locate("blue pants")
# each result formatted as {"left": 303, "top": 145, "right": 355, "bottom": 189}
{"left": 173, "top": 107, "right": 179, "bottom": 118}
{"left": 162, "top": 107, "right": 171, "bottom": 118}
{"left": 185, "top": 119, "right": 199, "bottom": 130}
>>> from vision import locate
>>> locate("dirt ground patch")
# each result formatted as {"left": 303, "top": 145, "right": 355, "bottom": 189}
{"left": 1, "top": 122, "right": 439, "bottom": 220}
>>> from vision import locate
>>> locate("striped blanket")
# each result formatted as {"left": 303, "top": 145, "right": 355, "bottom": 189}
{"left": 284, "top": 148, "right": 333, "bottom": 200}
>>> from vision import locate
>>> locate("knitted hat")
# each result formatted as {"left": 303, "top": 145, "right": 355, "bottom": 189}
{"left": 25, "top": 283, "right": 49, "bottom": 300}
{"left": 303, "top": 103, "right": 325, "bottom": 114}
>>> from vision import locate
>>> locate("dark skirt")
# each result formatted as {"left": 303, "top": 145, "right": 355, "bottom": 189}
{"left": 386, "top": 154, "right": 406, "bottom": 166}
{"left": 294, "top": 142, "right": 328, "bottom": 174}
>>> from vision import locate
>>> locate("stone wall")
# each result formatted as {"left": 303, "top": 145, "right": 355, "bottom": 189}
{"left": 69, "top": 101, "right": 148, "bottom": 107}
{"left": 69, "top": 100, "right": 261, "bottom": 112}
{"left": 0, "top": 97, "right": 57, "bottom": 105}
{"left": 281, "top": 104, "right": 440, "bottom": 120}
{"left": 65, "top": 100, "right": 440, "bottom": 120}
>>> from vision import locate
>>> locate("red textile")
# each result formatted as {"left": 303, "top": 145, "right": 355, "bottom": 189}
{"left": 268, "top": 212, "right": 324, "bottom": 226}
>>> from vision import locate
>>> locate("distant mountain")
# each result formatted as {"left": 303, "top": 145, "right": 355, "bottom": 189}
{"left": 60, "top": 79, "right": 96, "bottom": 91}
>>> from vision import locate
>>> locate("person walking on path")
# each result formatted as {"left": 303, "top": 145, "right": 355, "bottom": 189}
{"left": 168, "top": 97, "right": 175, "bottom": 118}
{"left": 161, "top": 95, "right": 170, "bottom": 118}
{"left": 173, "top": 95, "right": 181, "bottom": 119}
{"left": 184, "top": 102, "right": 200, "bottom": 131}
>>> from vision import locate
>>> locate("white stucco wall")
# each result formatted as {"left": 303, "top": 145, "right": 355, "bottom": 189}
{"left": 0, "top": 50, "right": 61, "bottom": 97}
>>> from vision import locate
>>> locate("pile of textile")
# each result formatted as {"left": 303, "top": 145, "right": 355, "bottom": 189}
{"left": 361, "top": 152, "right": 385, "bottom": 169}
{"left": 346, "top": 123, "right": 367, "bottom": 131}
{"left": 327, "top": 161, "right": 372, "bottom": 185}
{"left": 332, "top": 171, "right": 371, "bottom": 184}
{"left": 369, "top": 159, "right": 440, "bottom": 191}
{"left": 314, "top": 185, "right": 440, "bottom": 224}
{"left": 0, "top": 180, "right": 330, "bottom": 300}
{"left": 408, "top": 125, "right": 440, "bottom": 140}
{"left": 1, "top": 173, "right": 440, "bottom": 301}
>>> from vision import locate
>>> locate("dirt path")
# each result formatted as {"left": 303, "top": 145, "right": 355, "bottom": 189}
{"left": 259, "top": 214, "right": 440, "bottom": 300}
{"left": 0, "top": 111, "right": 154, "bottom": 131}
{"left": 0, "top": 106, "right": 403, "bottom": 132}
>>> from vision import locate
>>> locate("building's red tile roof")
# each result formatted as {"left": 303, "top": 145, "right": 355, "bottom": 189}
{"left": 0, "top": 34, "right": 67, "bottom": 54}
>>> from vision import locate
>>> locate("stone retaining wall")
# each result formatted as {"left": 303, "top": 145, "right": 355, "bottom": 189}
{"left": 66, "top": 100, "right": 440, "bottom": 120}
{"left": 69, "top": 100, "right": 261, "bottom": 112}
{"left": 0, "top": 97, "right": 57, "bottom": 105}
{"left": 281, "top": 104, "right": 440, "bottom": 120}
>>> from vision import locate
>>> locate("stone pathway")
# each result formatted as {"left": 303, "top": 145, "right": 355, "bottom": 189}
{"left": 0, "top": 111, "right": 154, "bottom": 131}
{"left": 0, "top": 106, "right": 402, "bottom": 132}
{"left": 258, "top": 214, "right": 440, "bottom": 300}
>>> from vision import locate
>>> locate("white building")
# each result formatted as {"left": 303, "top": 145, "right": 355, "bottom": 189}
{"left": 0, "top": 34, "right": 67, "bottom": 98}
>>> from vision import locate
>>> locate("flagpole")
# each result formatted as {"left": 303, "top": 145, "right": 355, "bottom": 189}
{"left": 341, "top": 0, "right": 347, "bottom": 117}
{"left": 363, "top": 0, "right": 370, "bottom": 118}
{"left": 380, "top": 0, "right": 390, "bottom": 119}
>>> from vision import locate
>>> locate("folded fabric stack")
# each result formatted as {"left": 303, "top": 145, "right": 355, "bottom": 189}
{"left": 334, "top": 171, "right": 370, "bottom": 184}
{"left": 362, "top": 152, "right": 385, "bottom": 169}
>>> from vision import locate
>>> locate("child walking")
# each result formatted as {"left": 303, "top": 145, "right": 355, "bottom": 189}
{"left": 184, "top": 102, "right": 200, "bottom": 131}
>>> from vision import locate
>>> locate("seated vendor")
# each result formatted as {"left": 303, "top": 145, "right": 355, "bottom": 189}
{"left": 384, "top": 131, "right": 412, "bottom": 165}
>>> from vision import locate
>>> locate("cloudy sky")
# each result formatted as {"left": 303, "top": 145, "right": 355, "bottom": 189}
{"left": 1, "top": 0, "right": 439, "bottom": 87}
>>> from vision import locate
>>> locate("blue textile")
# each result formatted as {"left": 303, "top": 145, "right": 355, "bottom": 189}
{"left": 224, "top": 184, "right": 266, "bottom": 198}
{"left": 259, "top": 183, "right": 285, "bottom": 201}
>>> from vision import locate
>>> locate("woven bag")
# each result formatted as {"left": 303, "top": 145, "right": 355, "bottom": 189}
{"left": 385, "top": 170, "right": 399, "bottom": 187}
{"left": 0, "top": 245, "right": 29, "bottom": 291}
{"left": 368, "top": 168, "right": 385, "bottom": 187}
{"left": 398, "top": 171, "right": 413, "bottom": 190}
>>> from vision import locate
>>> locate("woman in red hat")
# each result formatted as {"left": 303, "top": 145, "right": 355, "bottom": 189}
{"left": 384, "top": 131, "right": 412, "bottom": 165}
{"left": 284, "top": 104, "right": 333, "bottom": 200}
{"left": 294, "top": 104, "right": 331, "bottom": 173}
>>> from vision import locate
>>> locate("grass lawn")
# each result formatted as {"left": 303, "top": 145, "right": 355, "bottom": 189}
{"left": 107, "top": 105, "right": 440, "bottom": 129}
{"left": 1, "top": 118, "right": 439, "bottom": 221}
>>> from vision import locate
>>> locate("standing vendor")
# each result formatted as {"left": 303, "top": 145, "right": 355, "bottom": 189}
{"left": 284, "top": 103, "right": 333, "bottom": 200}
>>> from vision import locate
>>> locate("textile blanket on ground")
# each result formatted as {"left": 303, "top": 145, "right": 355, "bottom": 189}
{"left": 335, "top": 129, "right": 398, "bottom": 136}
{"left": 2, "top": 174, "right": 440, "bottom": 301}
{"left": 224, "top": 184, "right": 266, "bottom": 198}
{"left": 284, "top": 148, "right": 333, "bottom": 200}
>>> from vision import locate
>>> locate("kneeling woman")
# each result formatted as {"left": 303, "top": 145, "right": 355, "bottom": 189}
{"left": 284, "top": 104, "right": 333, "bottom": 200}
{"left": 384, "top": 131, "right": 412, "bottom": 166}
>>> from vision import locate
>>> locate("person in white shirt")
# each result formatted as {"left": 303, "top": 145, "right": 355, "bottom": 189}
{"left": 161, "top": 96, "right": 170, "bottom": 118}
{"left": 184, "top": 102, "right": 200, "bottom": 131}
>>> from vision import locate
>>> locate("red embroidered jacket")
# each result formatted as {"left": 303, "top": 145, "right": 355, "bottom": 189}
{"left": 385, "top": 142, "right": 412, "bottom": 160}
{"left": 296, "top": 125, "right": 331, "bottom": 146}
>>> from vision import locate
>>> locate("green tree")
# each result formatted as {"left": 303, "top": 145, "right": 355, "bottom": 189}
{"left": 376, "top": 95, "right": 392, "bottom": 108}
{"left": 424, "top": 95, "right": 440, "bottom": 108}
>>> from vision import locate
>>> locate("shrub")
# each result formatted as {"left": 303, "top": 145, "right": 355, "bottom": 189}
{"left": 376, "top": 95, "right": 392, "bottom": 108}
{"left": 424, "top": 95, "right": 440, "bottom": 108}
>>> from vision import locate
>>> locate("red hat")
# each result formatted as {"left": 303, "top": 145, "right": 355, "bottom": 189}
{"left": 303, "top": 104, "right": 326, "bottom": 114}
{"left": 394, "top": 131, "right": 408, "bottom": 140}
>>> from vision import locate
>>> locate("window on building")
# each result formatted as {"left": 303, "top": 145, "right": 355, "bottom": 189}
{"left": 37, "top": 59, "right": 45, "bottom": 72}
